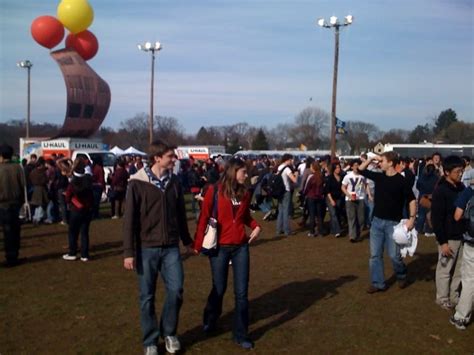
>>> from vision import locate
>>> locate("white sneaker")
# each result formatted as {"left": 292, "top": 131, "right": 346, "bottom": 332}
{"left": 144, "top": 345, "right": 158, "bottom": 355}
{"left": 111, "top": 215, "right": 119, "bottom": 219}
{"left": 263, "top": 210, "right": 273, "bottom": 221}
{"left": 425, "top": 232, "right": 435, "bottom": 237}
{"left": 164, "top": 336, "right": 181, "bottom": 354}
{"left": 450, "top": 316, "right": 467, "bottom": 330}
{"left": 62, "top": 254, "right": 77, "bottom": 261}
{"left": 80, "top": 257, "right": 89, "bottom": 262}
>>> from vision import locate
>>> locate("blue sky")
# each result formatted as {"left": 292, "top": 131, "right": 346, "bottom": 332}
{"left": 1, "top": 0, "right": 472, "bottom": 134}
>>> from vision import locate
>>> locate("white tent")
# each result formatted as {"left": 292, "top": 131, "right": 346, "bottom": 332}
{"left": 123, "top": 146, "right": 147, "bottom": 156}
{"left": 110, "top": 146, "right": 125, "bottom": 156}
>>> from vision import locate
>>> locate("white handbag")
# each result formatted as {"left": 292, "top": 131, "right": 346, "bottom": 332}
{"left": 201, "top": 185, "right": 219, "bottom": 255}
{"left": 202, "top": 217, "right": 218, "bottom": 250}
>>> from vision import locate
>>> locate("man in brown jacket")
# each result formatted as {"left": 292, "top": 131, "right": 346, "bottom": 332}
{"left": 0, "top": 144, "right": 25, "bottom": 266}
{"left": 123, "top": 140, "right": 194, "bottom": 355}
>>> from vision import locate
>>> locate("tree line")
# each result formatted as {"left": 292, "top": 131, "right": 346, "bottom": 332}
{"left": 1, "top": 107, "right": 472, "bottom": 155}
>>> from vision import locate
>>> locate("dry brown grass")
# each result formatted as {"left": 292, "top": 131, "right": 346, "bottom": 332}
{"left": 1, "top": 202, "right": 472, "bottom": 354}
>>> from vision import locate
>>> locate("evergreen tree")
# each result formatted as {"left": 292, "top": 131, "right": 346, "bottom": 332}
{"left": 251, "top": 129, "right": 269, "bottom": 150}
{"left": 196, "top": 126, "right": 210, "bottom": 144}
{"left": 408, "top": 124, "right": 432, "bottom": 143}
{"left": 434, "top": 108, "right": 458, "bottom": 134}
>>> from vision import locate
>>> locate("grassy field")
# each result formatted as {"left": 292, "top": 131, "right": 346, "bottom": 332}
{"left": 1, "top": 200, "right": 473, "bottom": 354}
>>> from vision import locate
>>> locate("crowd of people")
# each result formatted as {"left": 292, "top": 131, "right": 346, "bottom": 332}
{"left": 1, "top": 141, "right": 473, "bottom": 353}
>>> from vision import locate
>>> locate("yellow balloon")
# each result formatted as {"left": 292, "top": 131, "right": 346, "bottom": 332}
{"left": 57, "top": 0, "right": 94, "bottom": 34}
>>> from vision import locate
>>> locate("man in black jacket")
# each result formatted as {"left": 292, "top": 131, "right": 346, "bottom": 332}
{"left": 431, "top": 155, "right": 466, "bottom": 310}
{"left": 123, "top": 140, "right": 195, "bottom": 355}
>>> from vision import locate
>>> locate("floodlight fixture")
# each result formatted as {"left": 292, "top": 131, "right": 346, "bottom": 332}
{"left": 17, "top": 60, "right": 33, "bottom": 69}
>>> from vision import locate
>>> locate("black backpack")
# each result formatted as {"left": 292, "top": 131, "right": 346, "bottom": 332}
{"left": 268, "top": 168, "right": 287, "bottom": 200}
{"left": 463, "top": 194, "right": 474, "bottom": 243}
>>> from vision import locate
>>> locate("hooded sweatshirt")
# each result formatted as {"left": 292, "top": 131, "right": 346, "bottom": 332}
{"left": 431, "top": 177, "right": 466, "bottom": 245}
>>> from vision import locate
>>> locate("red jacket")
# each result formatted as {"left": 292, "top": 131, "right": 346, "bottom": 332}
{"left": 194, "top": 184, "right": 259, "bottom": 251}
{"left": 92, "top": 165, "right": 105, "bottom": 189}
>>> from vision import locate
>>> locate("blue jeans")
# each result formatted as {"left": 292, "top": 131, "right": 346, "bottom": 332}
{"left": 57, "top": 189, "right": 68, "bottom": 223}
{"left": 364, "top": 196, "right": 374, "bottom": 227}
{"left": 369, "top": 217, "right": 407, "bottom": 288}
{"left": 415, "top": 203, "right": 432, "bottom": 233}
{"left": 258, "top": 197, "right": 272, "bottom": 213}
{"left": 276, "top": 191, "right": 292, "bottom": 235}
{"left": 203, "top": 244, "right": 250, "bottom": 342}
{"left": 137, "top": 247, "right": 184, "bottom": 346}
{"left": 307, "top": 198, "right": 324, "bottom": 234}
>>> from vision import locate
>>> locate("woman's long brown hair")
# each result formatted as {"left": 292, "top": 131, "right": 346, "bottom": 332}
{"left": 219, "top": 158, "right": 247, "bottom": 201}
{"left": 311, "top": 161, "right": 323, "bottom": 186}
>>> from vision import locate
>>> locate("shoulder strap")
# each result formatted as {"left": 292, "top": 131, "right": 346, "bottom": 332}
{"left": 303, "top": 173, "right": 313, "bottom": 194}
{"left": 212, "top": 183, "right": 219, "bottom": 219}
{"left": 277, "top": 166, "right": 287, "bottom": 176}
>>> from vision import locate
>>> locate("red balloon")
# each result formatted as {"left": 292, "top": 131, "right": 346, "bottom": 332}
{"left": 31, "top": 15, "right": 65, "bottom": 49}
{"left": 65, "top": 30, "right": 99, "bottom": 61}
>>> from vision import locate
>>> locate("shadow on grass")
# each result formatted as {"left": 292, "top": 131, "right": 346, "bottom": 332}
{"left": 16, "top": 240, "right": 123, "bottom": 264}
{"left": 20, "top": 230, "right": 67, "bottom": 240}
{"left": 407, "top": 251, "right": 438, "bottom": 282}
{"left": 251, "top": 235, "right": 286, "bottom": 247}
{"left": 383, "top": 251, "right": 438, "bottom": 289}
{"left": 180, "top": 275, "right": 357, "bottom": 350}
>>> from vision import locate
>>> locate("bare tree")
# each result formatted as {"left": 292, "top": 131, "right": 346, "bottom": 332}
{"left": 380, "top": 129, "right": 410, "bottom": 144}
{"left": 344, "top": 121, "right": 381, "bottom": 154}
{"left": 443, "top": 121, "right": 474, "bottom": 144}
{"left": 119, "top": 113, "right": 149, "bottom": 150}
{"left": 289, "top": 107, "right": 330, "bottom": 149}
{"left": 155, "top": 115, "right": 186, "bottom": 145}
{"left": 266, "top": 123, "right": 293, "bottom": 149}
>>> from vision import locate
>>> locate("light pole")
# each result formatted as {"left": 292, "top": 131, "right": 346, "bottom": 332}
{"left": 138, "top": 41, "right": 162, "bottom": 145}
{"left": 17, "top": 60, "right": 33, "bottom": 138}
{"left": 317, "top": 15, "right": 353, "bottom": 160}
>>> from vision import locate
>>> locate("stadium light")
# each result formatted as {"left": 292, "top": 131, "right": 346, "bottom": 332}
{"left": 138, "top": 41, "right": 163, "bottom": 144}
{"left": 316, "top": 15, "right": 354, "bottom": 160}
{"left": 17, "top": 60, "right": 33, "bottom": 138}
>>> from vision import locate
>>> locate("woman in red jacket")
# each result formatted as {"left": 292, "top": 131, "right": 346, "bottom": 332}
{"left": 194, "top": 158, "right": 261, "bottom": 350}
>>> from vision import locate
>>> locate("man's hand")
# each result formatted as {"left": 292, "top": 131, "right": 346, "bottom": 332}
{"left": 124, "top": 257, "right": 135, "bottom": 270}
{"left": 440, "top": 243, "right": 454, "bottom": 257}
{"left": 248, "top": 226, "right": 261, "bottom": 243}
{"left": 405, "top": 218, "right": 415, "bottom": 231}
{"left": 184, "top": 245, "right": 198, "bottom": 256}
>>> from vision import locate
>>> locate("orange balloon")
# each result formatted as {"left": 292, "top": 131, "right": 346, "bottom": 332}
{"left": 66, "top": 30, "right": 99, "bottom": 61}
{"left": 31, "top": 15, "right": 65, "bottom": 49}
